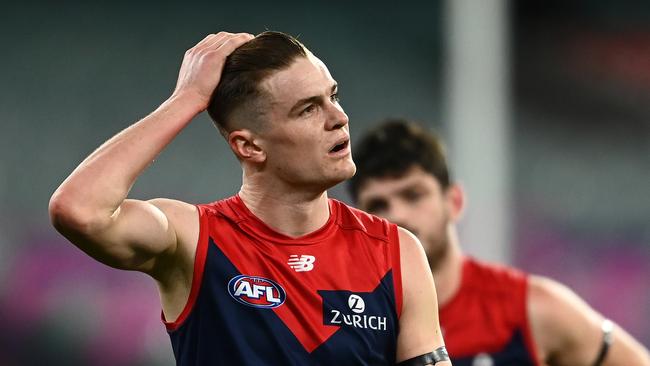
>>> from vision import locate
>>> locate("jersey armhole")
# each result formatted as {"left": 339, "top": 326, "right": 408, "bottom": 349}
{"left": 522, "top": 275, "right": 541, "bottom": 365}
{"left": 162, "top": 204, "right": 210, "bottom": 332}
{"left": 389, "top": 224, "right": 403, "bottom": 318}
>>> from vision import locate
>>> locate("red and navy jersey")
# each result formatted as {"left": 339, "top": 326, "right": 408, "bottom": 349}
{"left": 163, "top": 195, "right": 403, "bottom": 365}
{"left": 440, "top": 257, "right": 539, "bottom": 366}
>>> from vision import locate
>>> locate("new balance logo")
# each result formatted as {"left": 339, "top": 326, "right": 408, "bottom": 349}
{"left": 288, "top": 255, "right": 316, "bottom": 272}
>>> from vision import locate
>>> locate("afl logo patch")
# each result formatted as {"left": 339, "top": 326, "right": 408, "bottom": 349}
{"left": 228, "top": 275, "right": 286, "bottom": 309}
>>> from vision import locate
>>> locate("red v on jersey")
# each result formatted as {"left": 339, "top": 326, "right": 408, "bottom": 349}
{"left": 211, "top": 195, "right": 400, "bottom": 352}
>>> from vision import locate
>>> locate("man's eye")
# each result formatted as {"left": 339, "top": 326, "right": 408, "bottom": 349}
{"left": 403, "top": 190, "right": 422, "bottom": 202}
{"left": 301, "top": 104, "right": 316, "bottom": 116}
{"left": 330, "top": 93, "right": 340, "bottom": 103}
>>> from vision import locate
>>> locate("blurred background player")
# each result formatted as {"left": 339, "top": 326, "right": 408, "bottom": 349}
{"left": 349, "top": 119, "right": 650, "bottom": 366}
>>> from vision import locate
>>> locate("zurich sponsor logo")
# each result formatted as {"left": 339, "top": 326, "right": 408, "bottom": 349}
{"left": 327, "top": 294, "right": 388, "bottom": 331}
{"left": 227, "top": 275, "right": 286, "bottom": 309}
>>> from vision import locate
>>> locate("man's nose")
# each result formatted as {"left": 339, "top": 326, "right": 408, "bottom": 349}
{"left": 325, "top": 102, "right": 349, "bottom": 130}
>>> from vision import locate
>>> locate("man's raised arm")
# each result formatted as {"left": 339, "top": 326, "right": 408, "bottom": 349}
{"left": 48, "top": 32, "right": 253, "bottom": 277}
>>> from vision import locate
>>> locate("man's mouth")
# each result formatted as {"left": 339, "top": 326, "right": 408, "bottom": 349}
{"left": 329, "top": 140, "right": 349, "bottom": 153}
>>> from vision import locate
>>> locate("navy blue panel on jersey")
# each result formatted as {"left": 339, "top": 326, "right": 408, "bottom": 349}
{"left": 168, "top": 239, "right": 399, "bottom": 366}
{"left": 314, "top": 272, "right": 399, "bottom": 364}
{"left": 169, "top": 239, "right": 310, "bottom": 365}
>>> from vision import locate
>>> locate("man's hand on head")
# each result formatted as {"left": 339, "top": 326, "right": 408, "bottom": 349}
{"left": 172, "top": 32, "right": 254, "bottom": 111}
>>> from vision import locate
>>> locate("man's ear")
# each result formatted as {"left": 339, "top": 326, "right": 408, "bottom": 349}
{"left": 447, "top": 183, "right": 465, "bottom": 221}
{"left": 228, "top": 130, "right": 266, "bottom": 163}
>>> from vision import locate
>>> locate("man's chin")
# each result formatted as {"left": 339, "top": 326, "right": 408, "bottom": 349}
{"left": 343, "top": 165, "right": 356, "bottom": 181}
{"left": 332, "top": 162, "right": 356, "bottom": 182}
{"left": 332, "top": 158, "right": 355, "bottom": 174}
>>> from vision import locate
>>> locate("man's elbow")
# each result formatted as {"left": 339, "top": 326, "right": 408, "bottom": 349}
{"left": 48, "top": 190, "right": 109, "bottom": 237}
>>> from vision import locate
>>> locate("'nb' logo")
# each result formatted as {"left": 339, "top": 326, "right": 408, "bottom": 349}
{"left": 288, "top": 255, "right": 316, "bottom": 272}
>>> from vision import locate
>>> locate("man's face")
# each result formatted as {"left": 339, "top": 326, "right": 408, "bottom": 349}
{"left": 256, "top": 54, "right": 355, "bottom": 190}
{"left": 356, "top": 166, "right": 455, "bottom": 267}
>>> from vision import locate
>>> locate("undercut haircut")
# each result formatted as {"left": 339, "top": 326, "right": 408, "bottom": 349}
{"left": 348, "top": 119, "right": 452, "bottom": 202}
{"left": 207, "top": 31, "right": 308, "bottom": 136}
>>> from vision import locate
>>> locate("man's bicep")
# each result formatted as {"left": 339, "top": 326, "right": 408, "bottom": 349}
{"left": 69, "top": 198, "right": 193, "bottom": 274}
{"left": 395, "top": 227, "right": 449, "bottom": 364}
{"left": 529, "top": 276, "right": 650, "bottom": 366}
{"left": 529, "top": 276, "right": 603, "bottom": 364}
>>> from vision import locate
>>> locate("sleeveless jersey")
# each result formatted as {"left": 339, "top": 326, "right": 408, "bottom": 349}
{"left": 440, "top": 257, "right": 539, "bottom": 365}
{"left": 163, "top": 195, "right": 403, "bottom": 365}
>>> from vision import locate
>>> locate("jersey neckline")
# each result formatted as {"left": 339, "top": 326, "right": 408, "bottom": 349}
{"left": 226, "top": 194, "right": 339, "bottom": 245}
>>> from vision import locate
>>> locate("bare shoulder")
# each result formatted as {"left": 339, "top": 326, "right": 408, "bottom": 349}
{"left": 528, "top": 275, "right": 602, "bottom": 363}
{"left": 528, "top": 275, "right": 595, "bottom": 318}
{"left": 397, "top": 227, "right": 428, "bottom": 264}
{"left": 146, "top": 198, "right": 200, "bottom": 278}
{"left": 148, "top": 198, "right": 198, "bottom": 226}
{"left": 397, "top": 227, "right": 433, "bottom": 304}
{"left": 528, "top": 275, "right": 650, "bottom": 365}
{"left": 396, "top": 227, "right": 434, "bottom": 290}
{"left": 147, "top": 198, "right": 199, "bottom": 245}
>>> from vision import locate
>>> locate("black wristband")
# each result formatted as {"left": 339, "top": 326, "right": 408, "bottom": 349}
{"left": 397, "top": 346, "right": 450, "bottom": 365}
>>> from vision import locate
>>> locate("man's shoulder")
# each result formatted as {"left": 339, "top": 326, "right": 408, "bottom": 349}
{"left": 148, "top": 198, "right": 199, "bottom": 224}
{"left": 148, "top": 196, "right": 241, "bottom": 224}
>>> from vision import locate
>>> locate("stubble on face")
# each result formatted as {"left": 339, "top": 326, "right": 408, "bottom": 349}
{"left": 357, "top": 167, "right": 453, "bottom": 271}
{"left": 423, "top": 220, "right": 451, "bottom": 272}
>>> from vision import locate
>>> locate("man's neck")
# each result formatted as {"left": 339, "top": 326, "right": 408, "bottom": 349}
{"left": 238, "top": 181, "right": 331, "bottom": 238}
{"left": 431, "top": 228, "right": 465, "bottom": 307}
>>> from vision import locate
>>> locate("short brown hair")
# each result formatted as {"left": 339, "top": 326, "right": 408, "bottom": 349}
{"left": 207, "top": 31, "right": 308, "bottom": 135}
{"left": 348, "top": 119, "right": 452, "bottom": 201}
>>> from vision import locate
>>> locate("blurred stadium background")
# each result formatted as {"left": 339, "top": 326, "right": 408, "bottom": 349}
{"left": 0, "top": 0, "right": 648, "bottom": 364}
